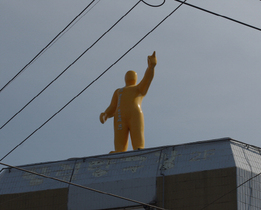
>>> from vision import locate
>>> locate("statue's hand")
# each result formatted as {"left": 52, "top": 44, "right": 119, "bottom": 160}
{"left": 100, "top": 112, "right": 108, "bottom": 124}
{"left": 147, "top": 51, "right": 157, "bottom": 67}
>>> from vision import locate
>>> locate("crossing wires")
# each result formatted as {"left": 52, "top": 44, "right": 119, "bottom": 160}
{"left": 174, "top": 0, "right": 261, "bottom": 32}
{"left": 199, "top": 171, "right": 261, "bottom": 210}
{"left": 0, "top": 0, "right": 141, "bottom": 130}
{"left": 0, "top": 0, "right": 187, "bottom": 162}
{"left": 0, "top": 0, "right": 97, "bottom": 93}
{"left": 2, "top": 0, "right": 261, "bottom": 130}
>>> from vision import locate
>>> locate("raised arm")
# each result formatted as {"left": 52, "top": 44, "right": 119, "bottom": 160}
{"left": 100, "top": 89, "right": 118, "bottom": 124}
{"left": 138, "top": 51, "right": 157, "bottom": 96}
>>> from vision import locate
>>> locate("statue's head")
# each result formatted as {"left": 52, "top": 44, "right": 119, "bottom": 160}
{"left": 125, "top": 70, "right": 137, "bottom": 86}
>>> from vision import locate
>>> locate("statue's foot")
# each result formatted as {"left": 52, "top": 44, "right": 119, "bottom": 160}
{"left": 134, "top": 148, "right": 143, "bottom": 151}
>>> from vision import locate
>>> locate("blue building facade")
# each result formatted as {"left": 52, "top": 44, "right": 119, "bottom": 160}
{"left": 0, "top": 138, "right": 261, "bottom": 209}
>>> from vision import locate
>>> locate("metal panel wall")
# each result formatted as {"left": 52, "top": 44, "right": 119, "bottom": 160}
{"left": 0, "top": 160, "right": 76, "bottom": 194}
{"left": 231, "top": 142, "right": 261, "bottom": 210}
{"left": 68, "top": 149, "right": 161, "bottom": 209}
{"left": 1, "top": 138, "right": 260, "bottom": 210}
{"left": 158, "top": 140, "right": 236, "bottom": 177}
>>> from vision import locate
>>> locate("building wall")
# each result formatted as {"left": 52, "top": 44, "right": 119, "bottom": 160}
{"left": 1, "top": 138, "right": 261, "bottom": 210}
{"left": 0, "top": 159, "right": 72, "bottom": 210}
{"left": 0, "top": 188, "right": 68, "bottom": 210}
{"left": 231, "top": 141, "right": 261, "bottom": 210}
{"left": 156, "top": 167, "right": 237, "bottom": 210}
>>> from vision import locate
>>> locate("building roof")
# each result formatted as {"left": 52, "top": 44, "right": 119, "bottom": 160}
{"left": 1, "top": 137, "right": 261, "bottom": 209}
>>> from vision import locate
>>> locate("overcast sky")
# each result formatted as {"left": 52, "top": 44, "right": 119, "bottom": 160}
{"left": 1, "top": 0, "right": 261, "bottom": 170}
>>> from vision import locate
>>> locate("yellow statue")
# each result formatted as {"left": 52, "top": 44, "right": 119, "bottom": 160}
{"left": 100, "top": 51, "right": 157, "bottom": 153}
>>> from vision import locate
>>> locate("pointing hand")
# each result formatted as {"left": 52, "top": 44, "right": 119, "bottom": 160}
{"left": 147, "top": 51, "right": 157, "bottom": 67}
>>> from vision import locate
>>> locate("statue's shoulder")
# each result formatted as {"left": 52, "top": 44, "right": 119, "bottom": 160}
{"left": 116, "top": 87, "right": 125, "bottom": 93}
{"left": 112, "top": 88, "right": 123, "bottom": 97}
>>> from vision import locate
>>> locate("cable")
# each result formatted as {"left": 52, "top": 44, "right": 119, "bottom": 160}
{"left": 141, "top": 0, "right": 165, "bottom": 7}
{"left": 0, "top": 0, "right": 96, "bottom": 93}
{"left": 200, "top": 170, "right": 261, "bottom": 210}
{"left": 0, "top": 0, "right": 186, "bottom": 162}
{"left": 0, "top": 162, "right": 166, "bottom": 210}
{"left": 174, "top": 0, "right": 261, "bottom": 32}
{"left": 47, "top": 0, "right": 102, "bottom": 50}
{"left": 5, "top": 0, "right": 254, "bottom": 130}
{"left": 2, "top": 0, "right": 260, "bottom": 130}
{"left": 1, "top": 160, "right": 261, "bottom": 210}
{"left": 0, "top": 0, "right": 141, "bottom": 130}
{"left": 2, "top": 157, "right": 260, "bottom": 210}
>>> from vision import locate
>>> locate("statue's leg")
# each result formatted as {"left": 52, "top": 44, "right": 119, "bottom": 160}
{"left": 113, "top": 120, "right": 129, "bottom": 153}
{"left": 129, "top": 114, "right": 145, "bottom": 150}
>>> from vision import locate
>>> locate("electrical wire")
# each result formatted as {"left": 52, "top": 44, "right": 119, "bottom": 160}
{"left": 2, "top": 1, "right": 260, "bottom": 207}
{"left": 200, "top": 170, "right": 261, "bottom": 210}
{"left": 174, "top": 0, "right": 261, "bottom": 32}
{"left": 47, "top": 0, "right": 102, "bottom": 50}
{"left": 4, "top": 0, "right": 259, "bottom": 130}
{"left": 141, "top": 0, "right": 166, "bottom": 7}
{"left": 0, "top": 0, "right": 141, "bottom": 130}
{"left": 2, "top": 156, "right": 261, "bottom": 210}
{"left": 0, "top": 0, "right": 96, "bottom": 93}
{"left": 0, "top": 162, "right": 167, "bottom": 210}
{"left": 0, "top": 0, "right": 187, "bottom": 162}
{"left": 2, "top": 0, "right": 261, "bottom": 130}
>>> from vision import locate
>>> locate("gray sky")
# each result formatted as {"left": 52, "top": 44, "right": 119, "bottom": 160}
{"left": 1, "top": 0, "right": 261, "bottom": 170}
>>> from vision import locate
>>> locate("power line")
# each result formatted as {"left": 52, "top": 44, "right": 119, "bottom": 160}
{"left": 1, "top": 160, "right": 261, "bottom": 210}
{"left": 141, "top": 0, "right": 166, "bottom": 7}
{"left": 0, "top": 0, "right": 142, "bottom": 159}
{"left": 0, "top": 0, "right": 141, "bottom": 130}
{"left": 0, "top": 0, "right": 96, "bottom": 93}
{"left": 4, "top": 0, "right": 258, "bottom": 131}
{"left": 174, "top": 0, "right": 261, "bottom": 32}
{"left": 47, "top": 0, "right": 102, "bottom": 50}
{"left": 0, "top": 0, "right": 187, "bottom": 162}
{"left": 200, "top": 170, "right": 261, "bottom": 210}
{"left": 0, "top": 162, "right": 166, "bottom": 210}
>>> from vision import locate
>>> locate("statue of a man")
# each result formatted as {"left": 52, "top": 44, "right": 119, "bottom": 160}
{"left": 100, "top": 51, "right": 157, "bottom": 153}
